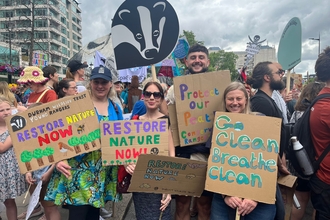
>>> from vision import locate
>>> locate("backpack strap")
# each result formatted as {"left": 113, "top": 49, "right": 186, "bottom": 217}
{"left": 310, "top": 93, "right": 330, "bottom": 170}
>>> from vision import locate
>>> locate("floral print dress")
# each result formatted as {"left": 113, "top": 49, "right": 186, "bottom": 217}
{"left": 45, "top": 99, "right": 123, "bottom": 207}
{"left": 0, "top": 131, "right": 27, "bottom": 202}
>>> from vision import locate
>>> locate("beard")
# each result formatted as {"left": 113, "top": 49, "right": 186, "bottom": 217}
{"left": 270, "top": 77, "right": 285, "bottom": 91}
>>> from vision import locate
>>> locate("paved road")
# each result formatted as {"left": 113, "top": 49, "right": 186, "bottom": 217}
{"left": 124, "top": 197, "right": 314, "bottom": 220}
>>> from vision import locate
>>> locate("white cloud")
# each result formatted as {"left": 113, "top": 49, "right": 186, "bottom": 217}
{"left": 79, "top": 0, "right": 330, "bottom": 75}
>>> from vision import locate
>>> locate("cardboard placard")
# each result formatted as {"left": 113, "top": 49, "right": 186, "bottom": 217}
{"left": 111, "top": 0, "right": 179, "bottom": 70}
{"left": 101, "top": 119, "right": 168, "bottom": 165}
{"left": 290, "top": 73, "right": 303, "bottom": 90}
{"left": 278, "top": 17, "right": 302, "bottom": 70}
{"left": 168, "top": 103, "right": 180, "bottom": 147}
{"left": 278, "top": 175, "right": 298, "bottom": 220}
{"left": 205, "top": 112, "right": 281, "bottom": 204}
{"left": 128, "top": 154, "right": 207, "bottom": 196}
{"left": 6, "top": 91, "right": 100, "bottom": 174}
{"left": 173, "top": 71, "right": 231, "bottom": 147}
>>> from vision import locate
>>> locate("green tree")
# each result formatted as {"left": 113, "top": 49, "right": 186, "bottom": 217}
{"left": 208, "top": 50, "right": 239, "bottom": 81}
{"left": 179, "top": 30, "right": 204, "bottom": 46}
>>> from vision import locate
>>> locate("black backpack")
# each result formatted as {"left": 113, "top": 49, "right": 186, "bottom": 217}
{"left": 288, "top": 93, "right": 330, "bottom": 179}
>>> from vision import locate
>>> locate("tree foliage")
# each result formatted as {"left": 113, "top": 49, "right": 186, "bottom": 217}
{"left": 180, "top": 30, "right": 204, "bottom": 46}
{"left": 208, "top": 50, "right": 239, "bottom": 81}
{"left": 179, "top": 30, "right": 238, "bottom": 81}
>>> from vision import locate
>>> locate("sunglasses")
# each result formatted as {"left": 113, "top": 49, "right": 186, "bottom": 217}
{"left": 274, "top": 69, "right": 285, "bottom": 75}
{"left": 143, "top": 91, "right": 163, "bottom": 99}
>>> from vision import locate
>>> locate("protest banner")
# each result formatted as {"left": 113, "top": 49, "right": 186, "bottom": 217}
{"left": 25, "top": 181, "right": 42, "bottom": 220}
{"left": 173, "top": 71, "right": 231, "bottom": 147}
{"left": 290, "top": 73, "right": 303, "bottom": 90}
{"left": 111, "top": 0, "right": 179, "bottom": 70}
{"left": 278, "top": 175, "right": 297, "bottom": 220}
{"left": 6, "top": 91, "right": 100, "bottom": 173}
{"left": 205, "top": 112, "right": 281, "bottom": 204}
{"left": 32, "top": 51, "right": 48, "bottom": 69}
{"left": 278, "top": 17, "right": 302, "bottom": 93}
{"left": 101, "top": 119, "right": 169, "bottom": 165}
{"left": 244, "top": 35, "right": 266, "bottom": 67}
{"left": 168, "top": 104, "right": 180, "bottom": 146}
{"left": 128, "top": 154, "right": 207, "bottom": 196}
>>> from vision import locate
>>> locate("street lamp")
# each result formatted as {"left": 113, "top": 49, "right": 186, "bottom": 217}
{"left": 6, "top": 16, "right": 15, "bottom": 83}
{"left": 309, "top": 33, "right": 321, "bottom": 55}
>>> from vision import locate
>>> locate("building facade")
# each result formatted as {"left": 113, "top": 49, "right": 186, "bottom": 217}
{"left": 0, "top": 0, "right": 83, "bottom": 74}
{"left": 233, "top": 45, "right": 277, "bottom": 74}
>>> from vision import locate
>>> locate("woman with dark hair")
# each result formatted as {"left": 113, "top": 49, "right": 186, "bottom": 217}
{"left": 66, "top": 60, "right": 88, "bottom": 93}
{"left": 125, "top": 81, "right": 175, "bottom": 220}
{"left": 56, "top": 79, "right": 78, "bottom": 98}
{"left": 42, "top": 65, "right": 59, "bottom": 91}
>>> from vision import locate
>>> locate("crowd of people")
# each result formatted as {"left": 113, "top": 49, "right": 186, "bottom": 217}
{"left": 0, "top": 44, "right": 329, "bottom": 220}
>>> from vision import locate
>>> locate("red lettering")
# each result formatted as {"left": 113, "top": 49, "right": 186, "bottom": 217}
{"left": 116, "top": 150, "right": 124, "bottom": 159}
{"left": 38, "top": 134, "right": 50, "bottom": 146}
{"left": 125, "top": 149, "right": 131, "bottom": 158}
{"left": 50, "top": 131, "right": 59, "bottom": 141}
{"left": 37, "top": 126, "right": 73, "bottom": 147}
{"left": 58, "top": 125, "right": 73, "bottom": 137}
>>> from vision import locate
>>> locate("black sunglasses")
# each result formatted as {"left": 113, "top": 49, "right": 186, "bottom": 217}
{"left": 143, "top": 91, "right": 163, "bottom": 99}
{"left": 275, "top": 69, "right": 285, "bottom": 75}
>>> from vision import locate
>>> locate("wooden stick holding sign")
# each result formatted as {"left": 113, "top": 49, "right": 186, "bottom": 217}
{"left": 236, "top": 209, "right": 240, "bottom": 220}
{"left": 286, "top": 69, "right": 291, "bottom": 95}
{"left": 151, "top": 64, "right": 157, "bottom": 81}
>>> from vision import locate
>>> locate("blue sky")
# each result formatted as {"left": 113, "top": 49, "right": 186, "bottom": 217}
{"left": 79, "top": 0, "right": 330, "bottom": 76}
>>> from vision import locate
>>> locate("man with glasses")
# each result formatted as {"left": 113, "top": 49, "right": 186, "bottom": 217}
{"left": 247, "top": 61, "right": 288, "bottom": 220}
{"left": 271, "top": 63, "right": 292, "bottom": 124}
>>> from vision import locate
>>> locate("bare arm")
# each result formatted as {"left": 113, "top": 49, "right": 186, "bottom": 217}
{"left": 0, "top": 134, "right": 12, "bottom": 153}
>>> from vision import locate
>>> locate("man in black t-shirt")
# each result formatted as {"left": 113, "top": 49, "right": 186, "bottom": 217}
{"left": 247, "top": 61, "right": 289, "bottom": 220}
{"left": 174, "top": 44, "right": 212, "bottom": 220}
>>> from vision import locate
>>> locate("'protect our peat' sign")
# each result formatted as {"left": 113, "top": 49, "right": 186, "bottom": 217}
{"left": 101, "top": 119, "right": 168, "bottom": 165}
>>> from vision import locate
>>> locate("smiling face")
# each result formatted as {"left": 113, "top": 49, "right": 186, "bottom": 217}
{"left": 0, "top": 101, "right": 11, "bottom": 121}
{"left": 143, "top": 83, "right": 163, "bottom": 110}
{"left": 225, "top": 89, "right": 247, "bottom": 113}
{"left": 185, "top": 51, "right": 210, "bottom": 74}
{"left": 90, "top": 78, "right": 112, "bottom": 99}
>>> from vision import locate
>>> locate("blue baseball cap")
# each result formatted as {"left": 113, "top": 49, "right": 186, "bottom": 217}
{"left": 90, "top": 66, "right": 112, "bottom": 81}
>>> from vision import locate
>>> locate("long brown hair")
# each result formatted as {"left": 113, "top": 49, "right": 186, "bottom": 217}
{"left": 295, "top": 81, "right": 325, "bottom": 111}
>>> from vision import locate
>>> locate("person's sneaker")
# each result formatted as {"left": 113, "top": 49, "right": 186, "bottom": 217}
{"left": 100, "top": 208, "right": 112, "bottom": 218}
{"left": 17, "top": 205, "right": 43, "bottom": 219}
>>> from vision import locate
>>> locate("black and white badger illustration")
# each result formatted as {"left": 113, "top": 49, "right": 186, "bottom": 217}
{"left": 111, "top": 0, "right": 179, "bottom": 70}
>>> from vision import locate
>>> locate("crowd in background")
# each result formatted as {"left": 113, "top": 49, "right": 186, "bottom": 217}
{"left": 0, "top": 44, "right": 330, "bottom": 220}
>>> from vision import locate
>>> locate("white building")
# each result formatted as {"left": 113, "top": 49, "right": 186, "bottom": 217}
{"left": 233, "top": 45, "right": 277, "bottom": 74}
{"left": 0, "top": 0, "right": 83, "bottom": 74}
